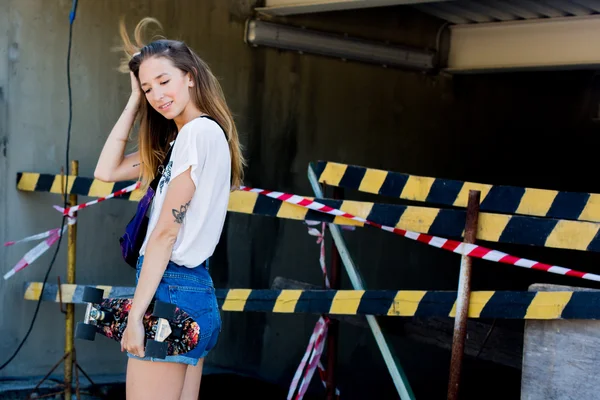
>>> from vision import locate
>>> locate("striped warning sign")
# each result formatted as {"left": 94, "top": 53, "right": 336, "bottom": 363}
{"left": 313, "top": 161, "right": 600, "bottom": 223}
{"left": 23, "top": 282, "right": 600, "bottom": 320}
{"left": 16, "top": 172, "right": 600, "bottom": 252}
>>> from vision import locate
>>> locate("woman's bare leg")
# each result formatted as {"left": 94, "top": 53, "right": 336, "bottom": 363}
{"left": 126, "top": 357, "right": 188, "bottom": 400}
{"left": 180, "top": 358, "right": 205, "bottom": 400}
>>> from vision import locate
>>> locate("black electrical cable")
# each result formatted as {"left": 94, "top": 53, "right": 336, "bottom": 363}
{"left": 0, "top": 0, "right": 78, "bottom": 371}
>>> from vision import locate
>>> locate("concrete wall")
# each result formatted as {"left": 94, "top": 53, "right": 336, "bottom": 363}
{"left": 2, "top": 0, "right": 600, "bottom": 398}
{"left": 0, "top": 0, "right": 259, "bottom": 380}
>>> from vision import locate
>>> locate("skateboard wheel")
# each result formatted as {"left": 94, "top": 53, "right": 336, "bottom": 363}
{"left": 75, "top": 322, "right": 96, "bottom": 341}
{"left": 152, "top": 301, "right": 176, "bottom": 319}
{"left": 145, "top": 339, "right": 168, "bottom": 359}
{"left": 82, "top": 287, "right": 104, "bottom": 304}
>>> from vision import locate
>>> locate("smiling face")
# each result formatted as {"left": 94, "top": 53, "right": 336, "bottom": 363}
{"left": 138, "top": 56, "right": 198, "bottom": 129}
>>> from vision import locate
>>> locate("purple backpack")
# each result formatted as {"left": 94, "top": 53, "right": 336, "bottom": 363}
{"left": 119, "top": 144, "right": 174, "bottom": 268}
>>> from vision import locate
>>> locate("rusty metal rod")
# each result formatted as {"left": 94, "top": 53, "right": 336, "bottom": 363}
{"left": 58, "top": 276, "right": 66, "bottom": 314}
{"left": 74, "top": 347, "right": 81, "bottom": 399}
{"left": 447, "top": 190, "right": 480, "bottom": 400}
{"left": 76, "top": 363, "right": 96, "bottom": 386}
{"left": 65, "top": 160, "right": 78, "bottom": 400}
{"left": 326, "top": 185, "right": 342, "bottom": 400}
{"left": 28, "top": 352, "right": 70, "bottom": 399}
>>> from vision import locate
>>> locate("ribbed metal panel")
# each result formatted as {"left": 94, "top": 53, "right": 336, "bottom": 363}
{"left": 414, "top": 0, "right": 600, "bottom": 24}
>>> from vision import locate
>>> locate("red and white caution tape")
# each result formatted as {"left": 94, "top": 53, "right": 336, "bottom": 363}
{"left": 54, "top": 181, "right": 140, "bottom": 216}
{"left": 295, "top": 318, "right": 328, "bottom": 400}
{"left": 307, "top": 222, "right": 330, "bottom": 288}
{"left": 287, "top": 318, "right": 323, "bottom": 399}
{"left": 288, "top": 222, "right": 341, "bottom": 399}
{"left": 240, "top": 186, "right": 600, "bottom": 283}
{"left": 307, "top": 223, "right": 337, "bottom": 392}
{"left": 4, "top": 182, "right": 135, "bottom": 280}
{"left": 287, "top": 316, "right": 329, "bottom": 400}
{"left": 307, "top": 219, "right": 355, "bottom": 232}
{"left": 3, "top": 222, "right": 71, "bottom": 280}
{"left": 4, "top": 227, "right": 62, "bottom": 247}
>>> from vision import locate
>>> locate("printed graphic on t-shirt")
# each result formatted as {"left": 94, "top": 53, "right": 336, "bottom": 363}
{"left": 159, "top": 161, "right": 173, "bottom": 194}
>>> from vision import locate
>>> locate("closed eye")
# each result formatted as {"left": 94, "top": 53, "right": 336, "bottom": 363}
{"left": 143, "top": 81, "right": 169, "bottom": 94}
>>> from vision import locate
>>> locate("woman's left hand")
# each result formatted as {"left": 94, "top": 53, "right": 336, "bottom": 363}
{"left": 121, "top": 316, "right": 146, "bottom": 358}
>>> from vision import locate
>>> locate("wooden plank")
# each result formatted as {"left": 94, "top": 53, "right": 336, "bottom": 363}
{"left": 273, "top": 277, "right": 522, "bottom": 369}
{"left": 22, "top": 282, "right": 600, "bottom": 319}
{"left": 271, "top": 276, "right": 368, "bottom": 327}
{"left": 404, "top": 317, "right": 522, "bottom": 370}
{"left": 521, "top": 283, "right": 600, "bottom": 399}
{"left": 313, "top": 160, "right": 600, "bottom": 223}
{"left": 16, "top": 172, "right": 600, "bottom": 252}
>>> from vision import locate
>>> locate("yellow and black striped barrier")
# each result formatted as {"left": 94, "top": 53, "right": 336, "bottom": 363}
{"left": 313, "top": 161, "right": 600, "bottom": 223}
{"left": 16, "top": 172, "right": 600, "bottom": 252}
{"left": 23, "top": 282, "right": 600, "bottom": 320}
{"left": 16, "top": 172, "right": 145, "bottom": 201}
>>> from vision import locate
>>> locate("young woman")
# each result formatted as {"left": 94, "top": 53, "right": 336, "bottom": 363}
{"left": 94, "top": 17, "right": 244, "bottom": 399}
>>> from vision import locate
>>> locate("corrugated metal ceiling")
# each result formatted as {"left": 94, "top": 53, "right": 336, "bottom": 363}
{"left": 413, "top": 0, "right": 600, "bottom": 24}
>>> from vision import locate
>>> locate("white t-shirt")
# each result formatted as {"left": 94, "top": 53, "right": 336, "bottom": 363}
{"left": 139, "top": 116, "right": 231, "bottom": 268}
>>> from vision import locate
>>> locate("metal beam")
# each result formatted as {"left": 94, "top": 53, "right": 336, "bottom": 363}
{"left": 256, "top": 0, "right": 450, "bottom": 16}
{"left": 447, "top": 15, "right": 600, "bottom": 72}
{"left": 244, "top": 19, "right": 435, "bottom": 71}
{"left": 307, "top": 165, "right": 416, "bottom": 400}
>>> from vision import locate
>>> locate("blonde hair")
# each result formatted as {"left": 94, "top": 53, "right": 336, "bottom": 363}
{"left": 116, "top": 17, "right": 245, "bottom": 190}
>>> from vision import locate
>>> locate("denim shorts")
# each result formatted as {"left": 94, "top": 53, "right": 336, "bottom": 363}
{"left": 126, "top": 255, "right": 221, "bottom": 366}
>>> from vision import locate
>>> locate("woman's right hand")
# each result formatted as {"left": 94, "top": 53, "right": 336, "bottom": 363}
{"left": 128, "top": 71, "right": 142, "bottom": 110}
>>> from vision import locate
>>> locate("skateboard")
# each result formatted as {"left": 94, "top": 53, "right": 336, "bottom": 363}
{"left": 75, "top": 287, "right": 200, "bottom": 359}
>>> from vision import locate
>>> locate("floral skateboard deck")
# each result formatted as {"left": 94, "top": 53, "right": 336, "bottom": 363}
{"left": 75, "top": 287, "right": 199, "bottom": 359}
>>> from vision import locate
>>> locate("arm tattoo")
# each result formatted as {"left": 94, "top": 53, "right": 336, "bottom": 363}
{"left": 132, "top": 163, "right": 140, "bottom": 168}
{"left": 172, "top": 200, "right": 191, "bottom": 224}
